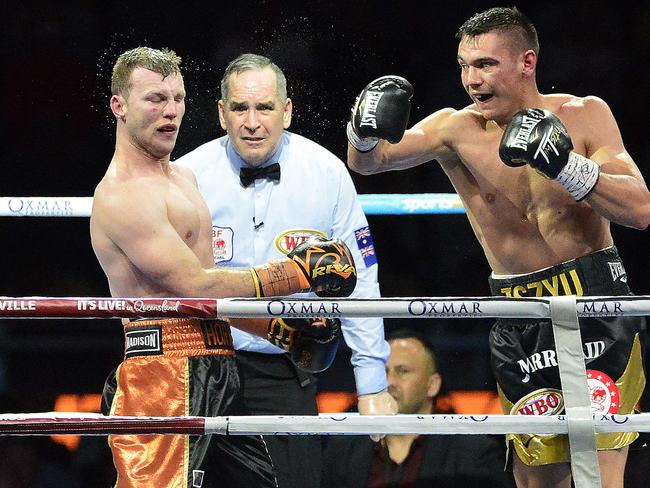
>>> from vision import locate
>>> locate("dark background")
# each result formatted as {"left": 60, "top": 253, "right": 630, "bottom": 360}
{"left": 1, "top": 0, "right": 649, "bottom": 485}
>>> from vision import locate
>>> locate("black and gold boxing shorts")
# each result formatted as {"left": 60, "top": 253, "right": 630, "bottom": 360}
{"left": 102, "top": 318, "right": 277, "bottom": 487}
{"left": 488, "top": 247, "right": 647, "bottom": 466}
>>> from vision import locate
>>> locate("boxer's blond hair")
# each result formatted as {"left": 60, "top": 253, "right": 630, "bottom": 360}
{"left": 111, "top": 47, "right": 182, "bottom": 98}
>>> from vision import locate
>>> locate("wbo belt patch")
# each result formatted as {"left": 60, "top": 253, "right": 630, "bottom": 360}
{"left": 124, "top": 326, "right": 162, "bottom": 358}
{"left": 511, "top": 388, "right": 564, "bottom": 416}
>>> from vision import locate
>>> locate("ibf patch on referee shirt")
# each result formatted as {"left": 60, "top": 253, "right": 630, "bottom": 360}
{"left": 354, "top": 226, "right": 377, "bottom": 267}
{"left": 212, "top": 226, "right": 233, "bottom": 264}
{"left": 124, "top": 326, "right": 162, "bottom": 357}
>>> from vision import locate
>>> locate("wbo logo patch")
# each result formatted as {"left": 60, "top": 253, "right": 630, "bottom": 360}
{"left": 274, "top": 229, "right": 327, "bottom": 255}
{"left": 511, "top": 388, "right": 564, "bottom": 416}
{"left": 212, "top": 226, "right": 233, "bottom": 264}
{"left": 355, "top": 226, "right": 377, "bottom": 267}
{"left": 587, "top": 369, "right": 619, "bottom": 414}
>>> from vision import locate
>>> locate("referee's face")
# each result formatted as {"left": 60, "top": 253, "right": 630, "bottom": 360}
{"left": 219, "top": 67, "right": 292, "bottom": 167}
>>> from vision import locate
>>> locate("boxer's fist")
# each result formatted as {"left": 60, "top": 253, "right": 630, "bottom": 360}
{"left": 288, "top": 237, "right": 357, "bottom": 297}
{"left": 499, "top": 108, "right": 600, "bottom": 200}
{"left": 499, "top": 108, "right": 573, "bottom": 178}
{"left": 347, "top": 76, "right": 413, "bottom": 152}
{"left": 267, "top": 317, "right": 341, "bottom": 373}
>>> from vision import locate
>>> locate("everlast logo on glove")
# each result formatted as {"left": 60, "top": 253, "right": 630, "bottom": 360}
{"left": 511, "top": 112, "right": 544, "bottom": 151}
{"left": 348, "top": 75, "right": 414, "bottom": 147}
{"left": 360, "top": 91, "right": 383, "bottom": 129}
{"left": 500, "top": 108, "right": 600, "bottom": 201}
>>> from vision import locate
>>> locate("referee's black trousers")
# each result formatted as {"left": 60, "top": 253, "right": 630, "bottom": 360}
{"left": 237, "top": 350, "right": 322, "bottom": 488}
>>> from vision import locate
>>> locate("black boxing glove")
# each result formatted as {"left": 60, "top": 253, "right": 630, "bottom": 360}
{"left": 347, "top": 76, "right": 413, "bottom": 152}
{"left": 499, "top": 108, "right": 600, "bottom": 201}
{"left": 267, "top": 317, "right": 341, "bottom": 373}
{"left": 287, "top": 236, "right": 357, "bottom": 297}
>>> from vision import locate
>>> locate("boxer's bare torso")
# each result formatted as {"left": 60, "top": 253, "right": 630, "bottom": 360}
{"left": 91, "top": 159, "right": 215, "bottom": 297}
{"left": 430, "top": 95, "right": 611, "bottom": 274}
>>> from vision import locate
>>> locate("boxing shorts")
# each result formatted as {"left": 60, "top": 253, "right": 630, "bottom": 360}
{"left": 488, "top": 246, "right": 646, "bottom": 466}
{"left": 102, "top": 318, "right": 277, "bottom": 487}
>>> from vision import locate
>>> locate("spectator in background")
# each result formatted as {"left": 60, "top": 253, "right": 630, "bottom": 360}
{"left": 322, "top": 327, "right": 514, "bottom": 487}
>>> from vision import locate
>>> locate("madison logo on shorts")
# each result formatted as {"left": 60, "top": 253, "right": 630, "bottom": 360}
{"left": 510, "top": 388, "right": 564, "bottom": 416}
{"left": 587, "top": 369, "right": 619, "bottom": 414}
{"left": 124, "top": 326, "right": 162, "bottom": 357}
{"left": 274, "top": 229, "right": 327, "bottom": 255}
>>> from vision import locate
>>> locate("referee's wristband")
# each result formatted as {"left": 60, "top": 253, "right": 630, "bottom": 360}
{"left": 555, "top": 152, "right": 600, "bottom": 201}
{"left": 346, "top": 122, "right": 379, "bottom": 153}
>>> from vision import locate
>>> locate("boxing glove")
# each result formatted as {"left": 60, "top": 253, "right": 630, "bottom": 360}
{"left": 286, "top": 236, "right": 357, "bottom": 297}
{"left": 499, "top": 108, "right": 600, "bottom": 200}
{"left": 267, "top": 317, "right": 341, "bottom": 373}
{"left": 347, "top": 76, "right": 413, "bottom": 152}
{"left": 251, "top": 236, "right": 357, "bottom": 298}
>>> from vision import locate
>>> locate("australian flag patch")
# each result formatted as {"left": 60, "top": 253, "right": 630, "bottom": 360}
{"left": 354, "top": 226, "right": 377, "bottom": 267}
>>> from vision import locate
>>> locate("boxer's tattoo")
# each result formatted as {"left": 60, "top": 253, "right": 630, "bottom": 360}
{"left": 252, "top": 261, "right": 310, "bottom": 297}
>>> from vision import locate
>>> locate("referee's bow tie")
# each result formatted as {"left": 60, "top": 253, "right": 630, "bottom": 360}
{"left": 239, "top": 163, "right": 281, "bottom": 187}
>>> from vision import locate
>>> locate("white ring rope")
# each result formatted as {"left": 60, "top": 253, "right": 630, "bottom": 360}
{"left": 4, "top": 197, "right": 644, "bottom": 487}
{"left": 1, "top": 295, "right": 646, "bottom": 488}
{"left": 0, "top": 413, "right": 648, "bottom": 436}
{"left": 0, "top": 194, "right": 466, "bottom": 217}
{"left": 0, "top": 296, "right": 649, "bottom": 319}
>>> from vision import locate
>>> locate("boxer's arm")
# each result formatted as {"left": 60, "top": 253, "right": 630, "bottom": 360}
{"left": 579, "top": 97, "right": 650, "bottom": 229}
{"left": 499, "top": 100, "right": 650, "bottom": 229}
{"left": 347, "top": 108, "right": 458, "bottom": 175}
{"left": 92, "top": 182, "right": 259, "bottom": 298}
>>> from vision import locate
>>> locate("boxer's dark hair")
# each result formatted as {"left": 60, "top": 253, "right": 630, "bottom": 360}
{"left": 456, "top": 6, "right": 539, "bottom": 55}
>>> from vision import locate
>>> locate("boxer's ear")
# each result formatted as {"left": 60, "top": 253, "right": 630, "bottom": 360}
{"left": 111, "top": 95, "right": 127, "bottom": 121}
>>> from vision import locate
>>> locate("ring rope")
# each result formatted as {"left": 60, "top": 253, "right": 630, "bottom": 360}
{"left": 2, "top": 294, "right": 646, "bottom": 488}
{"left": 1, "top": 296, "right": 649, "bottom": 319}
{"left": 0, "top": 194, "right": 466, "bottom": 217}
{"left": 1, "top": 413, "right": 648, "bottom": 436}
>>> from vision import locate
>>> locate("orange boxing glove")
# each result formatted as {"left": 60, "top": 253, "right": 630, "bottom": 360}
{"left": 251, "top": 237, "right": 357, "bottom": 297}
